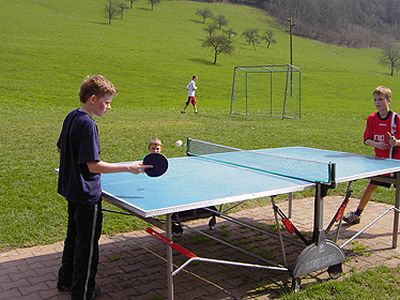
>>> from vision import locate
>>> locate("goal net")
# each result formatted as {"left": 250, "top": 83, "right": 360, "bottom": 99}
{"left": 230, "top": 64, "right": 301, "bottom": 119}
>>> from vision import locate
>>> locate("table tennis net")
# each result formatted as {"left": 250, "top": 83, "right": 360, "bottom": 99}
{"left": 187, "top": 138, "right": 335, "bottom": 184}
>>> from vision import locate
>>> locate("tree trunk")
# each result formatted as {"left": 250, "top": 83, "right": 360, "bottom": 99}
{"left": 213, "top": 50, "right": 218, "bottom": 64}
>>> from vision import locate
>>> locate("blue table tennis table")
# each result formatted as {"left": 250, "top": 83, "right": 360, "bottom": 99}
{"left": 101, "top": 138, "right": 400, "bottom": 298}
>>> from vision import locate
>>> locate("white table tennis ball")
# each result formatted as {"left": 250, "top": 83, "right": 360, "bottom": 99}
{"left": 175, "top": 140, "right": 183, "bottom": 147}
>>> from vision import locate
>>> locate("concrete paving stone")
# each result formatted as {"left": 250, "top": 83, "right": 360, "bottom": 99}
{"left": 47, "top": 295, "right": 68, "bottom": 300}
{"left": 16, "top": 260, "right": 46, "bottom": 273}
{"left": 0, "top": 275, "right": 11, "bottom": 285}
{"left": 41, "top": 258, "right": 62, "bottom": 269}
{"left": 38, "top": 288, "right": 66, "bottom": 300}
{"left": 177, "top": 286, "right": 218, "bottom": 299}
{"left": 27, "top": 272, "right": 57, "bottom": 285}
{"left": 120, "top": 262, "right": 148, "bottom": 273}
{"left": 0, "top": 288, "right": 22, "bottom": 299}
{"left": 45, "top": 279, "right": 58, "bottom": 290}
{"left": 0, "top": 278, "right": 31, "bottom": 292}
{"left": 18, "top": 281, "right": 49, "bottom": 296}
{"left": 382, "top": 257, "right": 400, "bottom": 267}
{"left": 0, "top": 263, "right": 19, "bottom": 273}
{"left": 9, "top": 269, "right": 38, "bottom": 282}
{"left": 10, "top": 292, "right": 44, "bottom": 300}
{"left": 132, "top": 292, "right": 165, "bottom": 300}
{"left": 128, "top": 280, "right": 165, "bottom": 295}
{"left": 107, "top": 287, "right": 140, "bottom": 299}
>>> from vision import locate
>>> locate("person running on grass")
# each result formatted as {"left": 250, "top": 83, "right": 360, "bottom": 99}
{"left": 344, "top": 85, "right": 400, "bottom": 225}
{"left": 181, "top": 74, "right": 198, "bottom": 114}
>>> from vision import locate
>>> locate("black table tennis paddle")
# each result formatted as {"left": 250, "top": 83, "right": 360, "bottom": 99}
{"left": 143, "top": 153, "right": 169, "bottom": 177}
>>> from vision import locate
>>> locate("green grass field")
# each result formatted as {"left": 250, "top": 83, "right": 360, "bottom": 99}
{"left": 1, "top": 0, "right": 398, "bottom": 249}
{"left": 0, "top": 1, "right": 399, "bottom": 296}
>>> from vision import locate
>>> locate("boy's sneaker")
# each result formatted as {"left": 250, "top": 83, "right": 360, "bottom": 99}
{"left": 172, "top": 222, "right": 183, "bottom": 238}
{"left": 343, "top": 211, "right": 361, "bottom": 225}
{"left": 89, "top": 284, "right": 101, "bottom": 300}
{"left": 181, "top": 110, "right": 186, "bottom": 113}
{"left": 57, "top": 283, "right": 70, "bottom": 292}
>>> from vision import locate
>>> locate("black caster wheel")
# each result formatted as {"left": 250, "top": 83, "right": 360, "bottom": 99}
{"left": 328, "top": 263, "right": 342, "bottom": 279}
{"left": 208, "top": 216, "right": 216, "bottom": 230}
{"left": 292, "top": 277, "right": 301, "bottom": 292}
{"left": 172, "top": 222, "right": 183, "bottom": 238}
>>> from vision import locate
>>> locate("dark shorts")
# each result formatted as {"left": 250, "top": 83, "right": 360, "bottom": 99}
{"left": 186, "top": 96, "right": 196, "bottom": 106}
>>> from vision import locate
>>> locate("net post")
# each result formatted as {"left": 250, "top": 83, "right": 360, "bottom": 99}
{"left": 230, "top": 66, "right": 237, "bottom": 114}
{"left": 186, "top": 137, "right": 192, "bottom": 156}
{"left": 328, "top": 162, "right": 336, "bottom": 188}
{"left": 282, "top": 65, "right": 289, "bottom": 119}
{"left": 245, "top": 72, "right": 249, "bottom": 115}
{"left": 298, "top": 70, "right": 302, "bottom": 119}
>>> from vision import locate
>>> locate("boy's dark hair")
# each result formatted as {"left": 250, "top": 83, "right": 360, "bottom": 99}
{"left": 192, "top": 74, "right": 198, "bottom": 80}
{"left": 79, "top": 75, "right": 118, "bottom": 103}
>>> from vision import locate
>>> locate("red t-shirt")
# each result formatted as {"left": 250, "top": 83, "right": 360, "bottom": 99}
{"left": 364, "top": 111, "right": 400, "bottom": 159}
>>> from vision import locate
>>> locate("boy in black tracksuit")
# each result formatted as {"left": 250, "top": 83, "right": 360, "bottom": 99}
{"left": 56, "top": 75, "right": 151, "bottom": 300}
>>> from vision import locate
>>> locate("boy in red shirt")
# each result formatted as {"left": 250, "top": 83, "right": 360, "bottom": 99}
{"left": 344, "top": 86, "right": 400, "bottom": 225}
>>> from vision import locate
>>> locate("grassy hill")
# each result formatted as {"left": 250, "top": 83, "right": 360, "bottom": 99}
{"left": 0, "top": 0, "right": 399, "bottom": 250}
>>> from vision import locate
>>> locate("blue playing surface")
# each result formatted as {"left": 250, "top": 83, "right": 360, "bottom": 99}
{"left": 101, "top": 147, "right": 400, "bottom": 217}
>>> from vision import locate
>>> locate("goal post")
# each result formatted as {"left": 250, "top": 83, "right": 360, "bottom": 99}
{"left": 230, "top": 64, "right": 301, "bottom": 119}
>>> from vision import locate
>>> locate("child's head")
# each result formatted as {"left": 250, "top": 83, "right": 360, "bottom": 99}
{"left": 79, "top": 75, "right": 118, "bottom": 104}
{"left": 192, "top": 74, "right": 198, "bottom": 80}
{"left": 373, "top": 86, "right": 392, "bottom": 102}
{"left": 148, "top": 137, "right": 162, "bottom": 153}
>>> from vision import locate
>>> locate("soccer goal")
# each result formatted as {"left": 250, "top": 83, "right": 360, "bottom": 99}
{"left": 230, "top": 64, "right": 301, "bottom": 119}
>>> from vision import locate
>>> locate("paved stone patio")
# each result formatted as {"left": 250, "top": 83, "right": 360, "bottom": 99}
{"left": 1, "top": 196, "right": 399, "bottom": 299}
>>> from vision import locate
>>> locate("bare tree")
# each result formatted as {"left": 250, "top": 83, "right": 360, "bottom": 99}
{"left": 223, "top": 28, "right": 237, "bottom": 42}
{"left": 127, "top": 0, "right": 135, "bottom": 8}
{"left": 204, "top": 24, "right": 217, "bottom": 37}
{"left": 379, "top": 45, "right": 400, "bottom": 76}
{"left": 148, "top": 0, "right": 160, "bottom": 11}
{"left": 261, "top": 31, "right": 276, "bottom": 48}
{"left": 202, "top": 35, "right": 233, "bottom": 64}
{"left": 118, "top": 2, "right": 129, "bottom": 20}
{"left": 214, "top": 15, "right": 228, "bottom": 29}
{"left": 105, "top": 0, "right": 119, "bottom": 24}
{"left": 196, "top": 8, "right": 213, "bottom": 24}
{"left": 242, "top": 29, "right": 260, "bottom": 50}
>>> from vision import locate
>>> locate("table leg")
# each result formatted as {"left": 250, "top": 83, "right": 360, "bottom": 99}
{"left": 166, "top": 214, "right": 174, "bottom": 300}
{"left": 312, "top": 184, "right": 324, "bottom": 242}
{"left": 288, "top": 193, "right": 293, "bottom": 218}
{"left": 393, "top": 175, "right": 400, "bottom": 248}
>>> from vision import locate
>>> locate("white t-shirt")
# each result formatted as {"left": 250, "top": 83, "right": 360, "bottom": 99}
{"left": 186, "top": 80, "right": 197, "bottom": 97}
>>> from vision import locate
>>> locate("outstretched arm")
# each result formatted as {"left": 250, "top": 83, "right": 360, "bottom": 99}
{"left": 87, "top": 161, "right": 152, "bottom": 175}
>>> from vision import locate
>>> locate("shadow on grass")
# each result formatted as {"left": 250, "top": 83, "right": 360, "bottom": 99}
{"left": 91, "top": 21, "right": 111, "bottom": 26}
{"left": 135, "top": 7, "right": 153, "bottom": 11}
{"left": 188, "top": 57, "right": 216, "bottom": 66}
{"left": 189, "top": 18, "right": 203, "bottom": 24}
